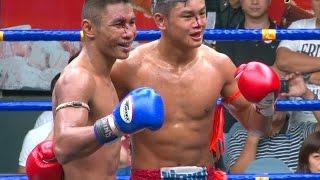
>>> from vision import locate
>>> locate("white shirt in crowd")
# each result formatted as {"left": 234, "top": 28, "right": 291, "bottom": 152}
{"left": 34, "top": 111, "right": 53, "bottom": 128}
{"left": 278, "top": 17, "right": 320, "bottom": 124}
{"left": 18, "top": 111, "right": 53, "bottom": 167}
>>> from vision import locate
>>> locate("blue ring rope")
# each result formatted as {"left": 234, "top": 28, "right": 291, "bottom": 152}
{"left": 0, "top": 101, "right": 52, "bottom": 111}
{"left": 1, "top": 29, "right": 320, "bottom": 41}
{"left": 0, "top": 100, "right": 319, "bottom": 111}
{"left": 1, "top": 29, "right": 320, "bottom": 179}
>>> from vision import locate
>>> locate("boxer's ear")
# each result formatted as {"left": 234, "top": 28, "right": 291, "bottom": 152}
{"left": 82, "top": 19, "right": 96, "bottom": 39}
{"left": 153, "top": 13, "right": 166, "bottom": 31}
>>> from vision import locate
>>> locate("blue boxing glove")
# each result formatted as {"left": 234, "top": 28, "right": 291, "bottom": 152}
{"left": 94, "top": 87, "right": 165, "bottom": 144}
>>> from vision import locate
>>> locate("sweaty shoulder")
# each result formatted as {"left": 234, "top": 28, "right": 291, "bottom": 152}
{"left": 111, "top": 41, "right": 156, "bottom": 87}
{"left": 200, "top": 44, "right": 236, "bottom": 72}
{"left": 114, "top": 41, "right": 156, "bottom": 67}
{"left": 54, "top": 62, "right": 96, "bottom": 104}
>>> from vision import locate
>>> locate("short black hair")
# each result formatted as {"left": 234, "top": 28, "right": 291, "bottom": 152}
{"left": 152, "top": 0, "right": 188, "bottom": 15}
{"left": 82, "top": 0, "right": 131, "bottom": 25}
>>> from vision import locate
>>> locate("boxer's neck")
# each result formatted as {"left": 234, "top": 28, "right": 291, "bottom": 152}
{"left": 81, "top": 46, "right": 115, "bottom": 76}
{"left": 157, "top": 38, "right": 199, "bottom": 68}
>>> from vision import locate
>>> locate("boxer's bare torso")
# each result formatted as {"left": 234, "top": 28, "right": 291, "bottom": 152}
{"left": 53, "top": 54, "right": 121, "bottom": 180}
{"left": 51, "top": 2, "right": 136, "bottom": 179}
{"left": 112, "top": 41, "right": 241, "bottom": 169}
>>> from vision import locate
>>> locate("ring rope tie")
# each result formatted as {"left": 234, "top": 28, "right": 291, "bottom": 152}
{"left": 262, "top": 29, "right": 276, "bottom": 41}
{"left": 0, "top": 31, "right": 3, "bottom": 41}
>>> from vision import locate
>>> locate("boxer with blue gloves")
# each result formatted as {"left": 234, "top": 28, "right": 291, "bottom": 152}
{"left": 28, "top": 86, "right": 164, "bottom": 180}
{"left": 49, "top": 1, "right": 142, "bottom": 179}
{"left": 94, "top": 87, "right": 165, "bottom": 144}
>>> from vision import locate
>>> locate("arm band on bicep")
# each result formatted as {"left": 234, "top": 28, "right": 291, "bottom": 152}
{"left": 55, "top": 101, "right": 90, "bottom": 112}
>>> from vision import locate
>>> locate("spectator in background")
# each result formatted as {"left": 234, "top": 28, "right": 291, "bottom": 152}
{"left": 214, "top": 0, "right": 244, "bottom": 28}
{"left": 275, "top": 0, "right": 320, "bottom": 125}
{"left": 216, "top": 0, "right": 280, "bottom": 132}
{"left": 17, "top": 73, "right": 60, "bottom": 172}
{"left": 216, "top": 0, "right": 278, "bottom": 67}
{"left": 269, "top": 0, "right": 313, "bottom": 27}
{"left": 297, "top": 131, "right": 320, "bottom": 173}
{"left": 225, "top": 73, "right": 320, "bottom": 173}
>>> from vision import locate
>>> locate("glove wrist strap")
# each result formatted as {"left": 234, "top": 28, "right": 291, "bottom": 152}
{"left": 255, "top": 104, "right": 273, "bottom": 117}
{"left": 93, "top": 115, "right": 122, "bottom": 144}
{"left": 255, "top": 93, "right": 274, "bottom": 117}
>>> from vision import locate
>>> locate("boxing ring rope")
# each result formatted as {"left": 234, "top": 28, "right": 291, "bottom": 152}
{"left": 1, "top": 99, "right": 320, "bottom": 111}
{"left": 2, "top": 29, "right": 320, "bottom": 179}
{"left": 1, "top": 29, "right": 320, "bottom": 41}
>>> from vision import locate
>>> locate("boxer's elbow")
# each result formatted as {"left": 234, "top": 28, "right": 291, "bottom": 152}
{"left": 54, "top": 138, "right": 75, "bottom": 164}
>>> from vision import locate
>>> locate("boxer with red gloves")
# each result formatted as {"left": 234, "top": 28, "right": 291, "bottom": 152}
{"left": 26, "top": 140, "right": 63, "bottom": 180}
{"left": 110, "top": 1, "right": 281, "bottom": 179}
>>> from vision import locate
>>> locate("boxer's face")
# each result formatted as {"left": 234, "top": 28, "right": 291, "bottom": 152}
{"left": 308, "top": 152, "right": 320, "bottom": 173}
{"left": 312, "top": 0, "right": 320, "bottom": 19}
{"left": 241, "top": 0, "right": 270, "bottom": 19}
{"left": 96, "top": 3, "right": 136, "bottom": 59}
{"left": 165, "top": 0, "right": 207, "bottom": 48}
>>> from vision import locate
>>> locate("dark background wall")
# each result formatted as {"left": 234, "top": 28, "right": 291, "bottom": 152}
{"left": 0, "top": 96, "right": 48, "bottom": 173}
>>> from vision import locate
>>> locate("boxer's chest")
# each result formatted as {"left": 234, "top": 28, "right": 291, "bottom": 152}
{"left": 132, "top": 64, "right": 223, "bottom": 120}
{"left": 90, "top": 78, "right": 119, "bottom": 122}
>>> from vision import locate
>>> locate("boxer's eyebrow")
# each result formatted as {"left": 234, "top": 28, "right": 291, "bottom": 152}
{"left": 110, "top": 16, "right": 136, "bottom": 25}
{"left": 180, "top": 10, "right": 193, "bottom": 15}
{"left": 180, "top": 6, "right": 206, "bottom": 15}
{"left": 110, "top": 17, "right": 126, "bottom": 24}
{"left": 199, "top": 7, "right": 206, "bottom": 13}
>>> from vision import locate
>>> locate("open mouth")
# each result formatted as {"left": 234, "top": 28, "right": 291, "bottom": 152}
{"left": 190, "top": 32, "right": 202, "bottom": 41}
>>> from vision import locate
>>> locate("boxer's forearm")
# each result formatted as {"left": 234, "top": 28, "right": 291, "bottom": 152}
{"left": 249, "top": 111, "right": 272, "bottom": 135}
{"left": 54, "top": 126, "right": 102, "bottom": 164}
{"left": 233, "top": 104, "right": 271, "bottom": 135}
{"left": 230, "top": 135, "right": 259, "bottom": 173}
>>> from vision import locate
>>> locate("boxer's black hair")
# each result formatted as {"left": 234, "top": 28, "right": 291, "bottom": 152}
{"left": 153, "top": 0, "right": 188, "bottom": 16}
{"left": 82, "top": 0, "right": 132, "bottom": 26}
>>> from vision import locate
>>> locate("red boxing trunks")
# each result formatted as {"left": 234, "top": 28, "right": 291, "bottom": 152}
{"left": 131, "top": 166, "right": 226, "bottom": 180}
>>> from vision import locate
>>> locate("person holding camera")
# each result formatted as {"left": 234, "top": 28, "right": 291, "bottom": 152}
{"left": 275, "top": 0, "right": 320, "bottom": 124}
{"left": 224, "top": 73, "right": 320, "bottom": 173}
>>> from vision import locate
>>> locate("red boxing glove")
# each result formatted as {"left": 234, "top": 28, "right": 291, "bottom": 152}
{"left": 235, "top": 61, "right": 280, "bottom": 102}
{"left": 26, "top": 140, "right": 63, "bottom": 180}
{"left": 235, "top": 62, "right": 280, "bottom": 117}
